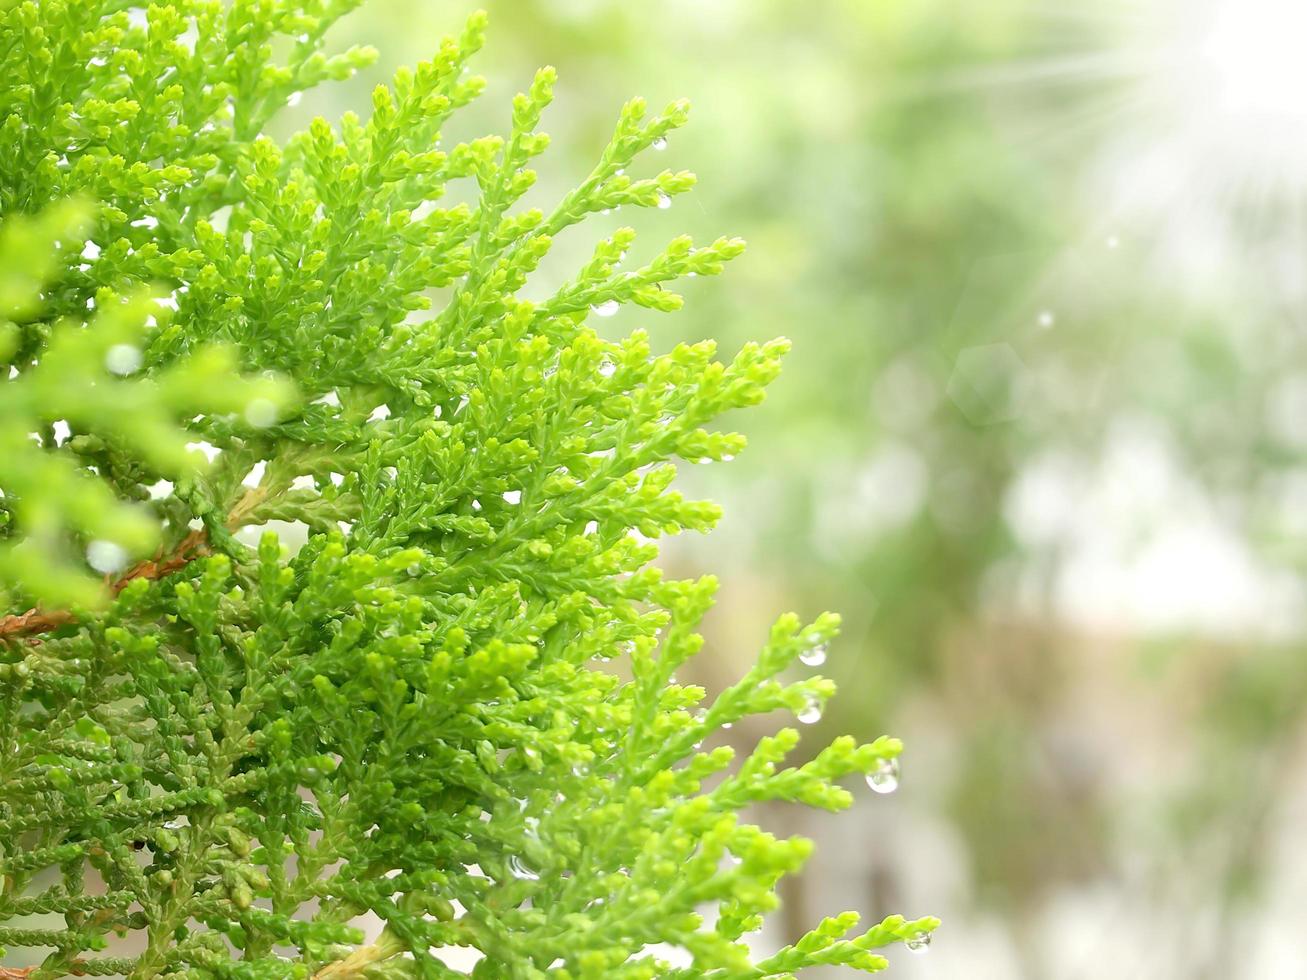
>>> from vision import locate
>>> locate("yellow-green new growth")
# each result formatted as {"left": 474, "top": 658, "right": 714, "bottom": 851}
{"left": 0, "top": 1, "right": 936, "bottom": 976}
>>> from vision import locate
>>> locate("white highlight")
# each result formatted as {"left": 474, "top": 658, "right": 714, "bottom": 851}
{"left": 87, "top": 540, "right": 128, "bottom": 574}
{"left": 1196, "top": 0, "right": 1307, "bottom": 126}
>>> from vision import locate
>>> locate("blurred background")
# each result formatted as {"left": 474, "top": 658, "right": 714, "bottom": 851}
{"left": 289, "top": 0, "right": 1307, "bottom": 975}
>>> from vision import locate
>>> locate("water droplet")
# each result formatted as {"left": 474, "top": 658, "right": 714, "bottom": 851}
{"left": 721, "top": 722, "right": 733, "bottom": 730}
{"left": 599, "top": 360, "right": 617, "bottom": 377}
{"left": 105, "top": 344, "right": 142, "bottom": 376}
{"left": 866, "top": 757, "right": 900, "bottom": 795}
{"left": 86, "top": 540, "right": 128, "bottom": 574}
{"left": 286, "top": 91, "right": 302, "bottom": 107}
{"left": 591, "top": 299, "right": 619, "bottom": 317}
{"left": 652, "top": 136, "right": 667, "bottom": 150}
{"left": 508, "top": 856, "right": 539, "bottom": 881}
{"left": 797, "top": 698, "right": 822, "bottom": 725}
{"left": 1037, "top": 310, "right": 1055, "bottom": 328}
{"left": 800, "top": 642, "right": 828, "bottom": 667}
{"left": 656, "top": 191, "right": 671, "bottom": 210}
{"left": 503, "top": 490, "right": 522, "bottom": 505}
{"left": 245, "top": 398, "right": 279, "bottom": 427}
{"left": 905, "top": 932, "right": 931, "bottom": 954}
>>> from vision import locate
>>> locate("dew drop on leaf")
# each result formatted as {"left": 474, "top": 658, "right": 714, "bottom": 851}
{"left": 652, "top": 136, "right": 667, "bottom": 150}
{"left": 905, "top": 932, "right": 931, "bottom": 954}
{"left": 590, "top": 299, "right": 619, "bottom": 317}
{"left": 799, "top": 642, "right": 828, "bottom": 667}
{"left": 105, "top": 344, "right": 142, "bottom": 375}
{"left": 86, "top": 540, "right": 128, "bottom": 574}
{"left": 866, "top": 757, "right": 900, "bottom": 795}
{"left": 797, "top": 699, "right": 822, "bottom": 725}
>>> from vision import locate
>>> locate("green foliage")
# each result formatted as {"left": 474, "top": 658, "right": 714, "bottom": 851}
{"left": 0, "top": 2, "right": 935, "bottom": 977}
{"left": 0, "top": 202, "right": 292, "bottom": 607}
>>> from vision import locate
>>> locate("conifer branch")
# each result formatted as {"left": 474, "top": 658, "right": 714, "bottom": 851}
{"left": 0, "top": 489, "right": 265, "bottom": 643}
{"left": 312, "top": 930, "right": 406, "bottom": 980}
{"left": 0, "top": 2, "right": 936, "bottom": 975}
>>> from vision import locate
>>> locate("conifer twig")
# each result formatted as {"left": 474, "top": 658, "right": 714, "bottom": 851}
{"left": 312, "top": 929, "right": 406, "bottom": 980}
{"left": 0, "top": 489, "right": 265, "bottom": 643}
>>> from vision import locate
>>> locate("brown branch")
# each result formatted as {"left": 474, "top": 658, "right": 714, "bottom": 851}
{"left": 0, "top": 530, "right": 210, "bottom": 644}
{"left": 112, "top": 527, "right": 210, "bottom": 594}
{"left": 0, "top": 488, "right": 267, "bottom": 645}
{"left": 0, "top": 605, "right": 78, "bottom": 643}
